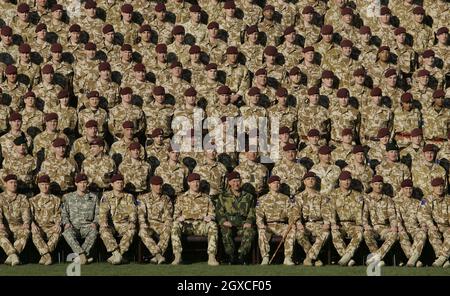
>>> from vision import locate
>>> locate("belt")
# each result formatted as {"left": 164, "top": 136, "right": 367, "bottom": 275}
{"left": 267, "top": 220, "right": 288, "bottom": 224}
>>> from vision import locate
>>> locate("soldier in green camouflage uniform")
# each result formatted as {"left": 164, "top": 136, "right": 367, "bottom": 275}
{"left": 216, "top": 172, "right": 256, "bottom": 264}
{"left": 30, "top": 175, "right": 61, "bottom": 265}
{"left": 62, "top": 174, "right": 99, "bottom": 265}
{"left": 0, "top": 174, "right": 30, "bottom": 266}
{"left": 171, "top": 173, "right": 219, "bottom": 266}
{"left": 137, "top": 176, "right": 173, "bottom": 265}
{"left": 99, "top": 174, "right": 137, "bottom": 265}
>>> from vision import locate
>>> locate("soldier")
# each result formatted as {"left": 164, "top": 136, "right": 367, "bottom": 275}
{"left": 20, "top": 91, "right": 44, "bottom": 138}
{"left": 419, "top": 177, "right": 450, "bottom": 267}
{"left": 51, "top": 89, "right": 77, "bottom": 140}
{"left": 78, "top": 91, "right": 108, "bottom": 138}
{"left": 400, "top": 128, "right": 425, "bottom": 169}
{"left": 94, "top": 62, "right": 121, "bottom": 110}
{"left": 216, "top": 171, "right": 256, "bottom": 264}
{"left": 99, "top": 174, "right": 137, "bottom": 265}
{"left": 182, "top": 5, "right": 207, "bottom": 45}
{"left": 137, "top": 176, "right": 173, "bottom": 264}
{"left": 193, "top": 147, "right": 227, "bottom": 200}
{"left": 256, "top": 175, "right": 295, "bottom": 265}
{"left": 119, "top": 142, "right": 151, "bottom": 195}
{"left": 392, "top": 27, "right": 416, "bottom": 77}
{"left": 294, "top": 171, "right": 332, "bottom": 266}
{"left": 32, "top": 112, "right": 69, "bottom": 160}
{"left": 218, "top": 1, "right": 246, "bottom": 46}
{"left": 149, "top": 4, "right": 173, "bottom": 45}
{"left": 343, "top": 145, "right": 374, "bottom": 193}
{"left": 330, "top": 171, "right": 364, "bottom": 266}
{"left": 272, "top": 143, "right": 306, "bottom": 196}
{"left": 329, "top": 40, "right": 361, "bottom": 88}
{"left": 154, "top": 146, "right": 189, "bottom": 198}
{"left": 81, "top": 137, "right": 115, "bottom": 193}
{"left": 422, "top": 90, "right": 450, "bottom": 147}
{"left": 310, "top": 145, "right": 341, "bottom": 195}
{"left": 0, "top": 65, "right": 28, "bottom": 112}
{"left": 171, "top": 173, "right": 219, "bottom": 266}
{"left": 364, "top": 175, "right": 398, "bottom": 266}
{"left": 30, "top": 175, "right": 61, "bottom": 265}
{"left": 329, "top": 88, "right": 360, "bottom": 144}
{"left": 393, "top": 179, "right": 427, "bottom": 267}
{"left": 110, "top": 121, "right": 144, "bottom": 166}
{"left": 409, "top": 6, "right": 433, "bottom": 55}
{"left": 16, "top": 43, "right": 41, "bottom": 88}
{"left": 295, "top": 6, "right": 321, "bottom": 47}
{"left": 167, "top": 25, "right": 190, "bottom": 65}
{"left": 277, "top": 27, "right": 302, "bottom": 72}
{"left": 410, "top": 70, "right": 435, "bottom": 110}
{"left": 298, "top": 46, "right": 322, "bottom": 88}
{"left": 235, "top": 149, "right": 268, "bottom": 197}
{"left": 219, "top": 46, "right": 250, "bottom": 103}
{"left": 298, "top": 129, "right": 321, "bottom": 168}
{"left": 239, "top": 25, "right": 264, "bottom": 74}
{"left": 258, "top": 5, "right": 283, "bottom": 46}
{"left": 411, "top": 144, "right": 446, "bottom": 198}
{"left": 33, "top": 64, "right": 62, "bottom": 112}
{"left": 297, "top": 87, "right": 329, "bottom": 141}
{"left": 357, "top": 27, "right": 378, "bottom": 70}
{"left": 331, "top": 128, "right": 355, "bottom": 167}
{"left": 0, "top": 174, "right": 30, "bottom": 266}
{"left": 115, "top": 4, "right": 139, "bottom": 46}
{"left": 40, "top": 138, "right": 77, "bottom": 194}
{"left": 135, "top": 25, "right": 155, "bottom": 69}
{"left": 392, "top": 93, "right": 422, "bottom": 149}
{"left": 71, "top": 120, "right": 101, "bottom": 166}
{"left": 142, "top": 86, "right": 174, "bottom": 139}
{"left": 62, "top": 174, "right": 99, "bottom": 265}
{"left": 381, "top": 69, "right": 404, "bottom": 110}
{"left": 0, "top": 112, "right": 31, "bottom": 161}
{"left": 376, "top": 143, "right": 411, "bottom": 196}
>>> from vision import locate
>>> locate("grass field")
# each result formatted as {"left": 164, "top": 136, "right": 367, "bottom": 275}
{"left": 0, "top": 263, "right": 449, "bottom": 276}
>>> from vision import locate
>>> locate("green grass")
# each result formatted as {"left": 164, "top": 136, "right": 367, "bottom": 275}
{"left": 0, "top": 263, "right": 449, "bottom": 276}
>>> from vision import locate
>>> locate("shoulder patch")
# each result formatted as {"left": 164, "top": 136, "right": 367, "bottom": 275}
{"left": 420, "top": 199, "right": 427, "bottom": 206}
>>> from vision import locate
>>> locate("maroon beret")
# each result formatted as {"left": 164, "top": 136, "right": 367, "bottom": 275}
{"left": 276, "top": 87, "right": 288, "bottom": 97}
{"left": 377, "top": 128, "right": 390, "bottom": 139}
{"left": 69, "top": 24, "right": 81, "bottom": 32}
{"left": 189, "top": 5, "right": 201, "bottom": 13}
{"left": 172, "top": 25, "right": 185, "bottom": 35}
{"left": 133, "top": 63, "right": 146, "bottom": 72}
{"left": 422, "top": 50, "right": 435, "bottom": 58}
{"left": 121, "top": 3, "right": 134, "bottom": 13}
{"left": 339, "top": 171, "right": 352, "bottom": 180}
{"left": 150, "top": 176, "right": 164, "bottom": 185}
{"left": 307, "top": 86, "right": 319, "bottom": 95}
{"left": 318, "top": 145, "right": 332, "bottom": 155}
{"left": 102, "top": 24, "right": 114, "bottom": 34}
{"left": 87, "top": 90, "right": 99, "bottom": 98}
{"left": 255, "top": 68, "right": 267, "bottom": 76}
{"left": 17, "top": 3, "right": 30, "bottom": 13}
{"left": 422, "top": 144, "right": 436, "bottom": 153}
{"left": 268, "top": 175, "right": 281, "bottom": 184}
{"left": 51, "top": 4, "right": 63, "bottom": 12}
{"left": 44, "top": 112, "right": 58, "bottom": 122}
{"left": 359, "top": 26, "right": 371, "bottom": 35}
{"left": 35, "top": 23, "right": 47, "bottom": 33}
{"left": 42, "top": 64, "right": 54, "bottom": 74}
{"left": 84, "top": 0, "right": 97, "bottom": 9}
{"left": 433, "top": 89, "right": 445, "bottom": 99}
{"left": 139, "top": 24, "right": 151, "bottom": 33}
{"left": 121, "top": 44, "right": 132, "bottom": 51}
{"left": 303, "top": 171, "right": 316, "bottom": 180}
{"left": 379, "top": 6, "right": 391, "bottom": 15}
{"left": 289, "top": 67, "right": 301, "bottom": 76}
{"left": 170, "top": 61, "right": 182, "bottom": 69}
{"left": 23, "top": 91, "right": 36, "bottom": 98}
{"left": 246, "top": 25, "right": 258, "bottom": 35}
{"left": 187, "top": 173, "right": 201, "bottom": 182}
{"left": 248, "top": 87, "right": 260, "bottom": 96}
{"left": 378, "top": 46, "right": 390, "bottom": 53}
{"left": 99, "top": 62, "right": 111, "bottom": 71}
{"left": 321, "top": 25, "right": 333, "bottom": 35}
{"left": 370, "top": 87, "right": 382, "bottom": 96}
{"left": 5, "top": 65, "right": 17, "bottom": 75}
{"left": 50, "top": 43, "right": 63, "bottom": 53}
{"left": 307, "top": 129, "right": 320, "bottom": 137}
{"left": 352, "top": 145, "right": 364, "bottom": 154}
{"left": 431, "top": 177, "right": 445, "bottom": 187}
{"left": 184, "top": 87, "right": 197, "bottom": 97}
{"left": 75, "top": 173, "right": 88, "bottom": 183}
{"left": 155, "top": 3, "right": 166, "bottom": 12}
{"left": 9, "top": 112, "right": 22, "bottom": 121}
{"left": 85, "top": 42, "right": 97, "bottom": 51}
{"left": 384, "top": 68, "right": 397, "bottom": 78}
{"left": 394, "top": 27, "right": 406, "bottom": 36}
{"left": 205, "top": 63, "right": 217, "bottom": 71}
{"left": 303, "top": 46, "right": 314, "bottom": 53}
{"left": 155, "top": 44, "right": 167, "bottom": 53}
{"left": 263, "top": 5, "right": 275, "bottom": 11}
{"left": 417, "top": 69, "right": 430, "bottom": 77}
{"left": 302, "top": 6, "right": 315, "bottom": 14}
{"left": 151, "top": 128, "right": 164, "bottom": 138}
{"left": 19, "top": 43, "right": 31, "bottom": 54}
{"left": 189, "top": 45, "right": 201, "bottom": 54}
{"left": 207, "top": 22, "right": 219, "bottom": 30}
{"left": 37, "top": 174, "right": 50, "bottom": 183}
{"left": 341, "top": 7, "right": 353, "bottom": 15}
{"left": 129, "top": 142, "right": 141, "bottom": 150}
{"left": 224, "top": 1, "right": 236, "bottom": 9}
{"left": 122, "top": 121, "right": 134, "bottom": 129}
{"left": 321, "top": 70, "right": 334, "bottom": 79}
{"left": 4, "top": 174, "right": 17, "bottom": 182}
{"left": 85, "top": 119, "right": 98, "bottom": 128}
{"left": 227, "top": 171, "right": 241, "bottom": 181}
{"left": 401, "top": 92, "right": 413, "bottom": 103}
{"left": 1, "top": 26, "right": 12, "bottom": 36}
{"left": 283, "top": 143, "right": 297, "bottom": 151}
{"left": 264, "top": 46, "right": 278, "bottom": 56}
{"left": 279, "top": 126, "right": 290, "bottom": 134}
{"left": 90, "top": 137, "right": 105, "bottom": 146}
{"left": 283, "top": 26, "right": 296, "bottom": 36}
{"left": 436, "top": 27, "right": 449, "bottom": 35}
{"left": 410, "top": 128, "right": 423, "bottom": 137}
{"left": 337, "top": 88, "right": 349, "bottom": 98}
{"left": 371, "top": 175, "right": 384, "bottom": 183}
{"left": 111, "top": 174, "right": 124, "bottom": 183}
{"left": 153, "top": 86, "right": 165, "bottom": 96}
{"left": 217, "top": 85, "right": 231, "bottom": 95}
{"left": 401, "top": 179, "right": 413, "bottom": 188}
{"left": 413, "top": 6, "right": 425, "bottom": 15}
{"left": 341, "top": 128, "right": 353, "bottom": 136}
{"left": 57, "top": 89, "right": 69, "bottom": 99}
{"left": 120, "top": 87, "right": 132, "bottom": 96}
{"left": 226, "top": 46, "right": 238, "bottom": 54}
{"left": 52, "top": 137, "right": 67, "bottom": 147}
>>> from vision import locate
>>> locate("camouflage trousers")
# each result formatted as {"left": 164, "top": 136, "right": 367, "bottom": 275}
{"left": 427, "top": 225, "right": 450, "bottom": 258}
{"left": 32, "top": 225, "right": 61, "bottom": 256}
{"left": 138, "top": 221, "right": 172, "bottom": 256}
{"left": 0, "top": 225, "right": 30, "bottom": 256}
{"left": 100, "top": 223, "right": 136, "bottom": 255}
{"left": 364, "top": 225, "right": 398, "bottom": 260}
{"left": 219, "top": 225, "right": 255, "bottom": 257}
{"left": 397, "top": 228, "right": 427, "bottom": 258}
{"left": 171, "top": 220, "right": 218, "bottom": 255}
{"left": 63, "top": 225, "right": 98, "bottom": 256}
{"left": 296, "top": 222, "right": 330, "bottom": 260}
{"left": 258, "top": 222, "right": 295, "bottom": 259}
{"left": 332, "top": 222, "right": 364, "bottom": 258}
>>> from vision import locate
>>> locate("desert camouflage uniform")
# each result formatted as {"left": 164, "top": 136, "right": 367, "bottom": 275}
{"left": 375, "top": 160, "right": 411, "bottom": 195}
{"left": 310, "top": 162, "right": 341, "bottom": 195}
{"left": 40, "top": 157, "right": 77, "bottom": 192}
{"left": 272, "top": 159, "right": 306, "bottom": 195}
{"left": 119, "top": 158, "right": 151, "bottom": 194}
{"left": 81, "top": 154, "right": 116, "bottom": 190}
{"left": 154, "top": 161, "right": 189, "bottom": 197}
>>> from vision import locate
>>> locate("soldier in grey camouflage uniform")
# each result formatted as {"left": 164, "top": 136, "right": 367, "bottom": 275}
{"left": 62, "top": 174, "right": 99, "bottom": 265}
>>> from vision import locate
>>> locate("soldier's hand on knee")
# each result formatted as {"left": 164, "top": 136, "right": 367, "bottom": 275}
{"left": 223, "top": 221, "right": 232, "bottom": 228}
{"left": 64, "top": 223, "right": 72, "bottom": 230}
{"left": 331, "top": 224, "right": 339, "bottom": 230}
{"left": 90, "top": 223, "right": 97, "bottom": 231}
{"left": 243, "top": 223, "right": 252, "bottom": 229}
{"left": 258, "top": 224, "right": 266, "bottom": 230}
{"left": 204, "top": 216, "right": 212, "bottom": 222}
{"left": 364, "top": 225, "right": 372, "bottom": 232}
{"left": 391, "top": 226, "right": 398, "bottom": 233}
{"left": 296, "top": 222, "right": 304, "bottom": 231}
{"left": 323, "top": 223, "right": 330, "bottom": 230}
{"left": 0, "top": 224, "right": 4, "bottom": 230}
{"left": 421, "top": 225, "right": 428, "bottom": 231}
{"left": 23, "top": 223, "right": 30, "bottom": 230}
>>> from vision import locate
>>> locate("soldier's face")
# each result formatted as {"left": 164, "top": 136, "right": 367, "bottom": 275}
{"left": 338, "top": 97, "right": 349, "bottom": 106}
{"left": 151, "top": 183, "right": 162, "bottom": 194}
{"left": 423, "top": 57, "right": 434, "bottom": 66}
{"left": 100, "top": 70, "right": 111, "bottom": 79}
{"left": 156, "top": 11, "right": 166, "bottom": 20}
{"left": 265, "top": 54, "right": 276, "bottom": 64}
{"left": 140, "top": 31, "right": 151, "bottom": 42}
{"left": 339, "top": 179, "right": 351, "bottom": 190}
{"left": 304, "top": 177, "right": 316, "bottom": 188}
{"left": 70, "top": 32, "right": 80, "bottom": 42}
{"left": 285, "top": 32, "right": 296, "bottom": 43}
{"left": 76, "top": 180, "right": 88, "bottom": 192}
{"left": 90, "top": 144, "right": 103, "bottom": 156}
{"left": 135, "top": 70, "right": 145, "bottom": 81}
{"left": 38, "top": 182, "right": 50, "bottom": 194}
{"left": 278, "top": 95, "right": 287, "bottom": 105}
{"left": 15, "top": 143, "right": 27, "bottom": 155}
{"left": 54, "top": 145, "right": 66, "bottom": 157}
{"left": 395, "top": 33, "right": 406, "bottom": 44}
{"left": 303, "top": 13, "right": 313, "bottom": 22}
{"left": 190, "top": 53, "right": 200, "bottom": 62}
{"left": 20, "top": 52, "right": 30, "bottom": 62}
{"left": 122, "top": 12, "right": 133, "bottom": 22}
{"left": 18, "top": 12, "right": 29, "bottom": 21}
{"left": 402, "top": 187, "right": 413, "bottom": 198}
{"left": 432, "top": 185, "right": 444, "bottom": 196}
{"left": 154, "top": 135, "right": 163, "bottom": 144}
{"left": 355, "top": 152, "right": 365, "bottom": 163}
{"left": 386, "top": 150, "right": 398, "bottom": 161}
{"left": 322, "top": 34, "right": 333, "bottom": 43}
{"left": 319, "top": 153, "right": 331, "bottom": 163}
{"left": 86, "top": 126, "right": 98, "bottom": 137}
{"left": 190, "top": 12, "right": 201, "bottom": 22}
{"left": 171, "top": 66, "right": 182, "bottom": 77}
{"left": 380, "top": 136, "right": 389, "bottom": 145}
{"left": 208, "top": 27, "right": 219, "bottom": 38}
{"left": 371, "top": 95, "right": 381, "bottom": 105}
{"left": 185, "top": 95, "right": 197, "bottom": 106}
{"left": 226, "top": 53, "right": 237, "bottom": 64}
{"left": 206, "top": 150, "right": 217, "bottom": 160}
{"left": 189, "top": 180, "right": 200, "bottom": 192}
{"left": 51, "top": 51, "right": 62, "bottom": 61}
{"left": 280, "top": 132, "right": 289, "bottom": 143}
{"left": 342, "top": 47, "right": 352, "bottom": 57}
{"left": 86, "top": 49, "right": 96, "bottom": 59}
{"left": 122, "top": 94, "right": 132, "bottom": 103}
{"left": 354, "top": 75, "right": 365, "bottom": 85}
{"left": 263, "top": 9, "right": 274, "bottom": 20}
{"left": 308, "top": 135, "right": 319, "bottom": 145}
{"left": 52, "top": 9, "right": 63, "bottom": 20}
{"left": 207, "top": 69, "right": 217, "bottom": 80}
{"left": 256, "top": 75, "right": 267, "bottom": 85}
{"left": 47, "top": 119, "right": 58, "bottom": 131}
{"left": 6, "top": 180, "right": 17, "bottom": 192}
{"left": 411, "top": 135, "right": 422, "bottom": 145}
{"left": 285, "top": 150, "right": 296, "bottom": 161}
{"left": 155, "top": 94, "right": 165, "bottom": 103}
{"left": 219, "top": 94, "right": 230, "bottom": 104}
{"left": 269, "top": 181, "right": 280, "bottom": 192}
{"left": 86, "top": 8, "right": 96, "bottom": 17}
{"left": 308, "top": 94, "right": 319, "bottom": 104}
{"left": 130, "top": 148, "right": 140, "bottom": 159}
{"left": 112, "top": 180, "right": 124, "bottom": 191}
{"left": 304, "top": 51, "right": 314, "bottom": 62}
{"left": 248, "top": 32, "right": 258, "bottom": 43}
{"left": 105, "top": 31, "right": 115, "bottom": 42}
{"left": 246, "top": 151, "right": 257, "bottom": 161}
{"left": 121, "top": 50, "right": 132, "bottom": 61}
{"left": 10, "top": 119, "right": 21, "bottom": 130}
{"left": 386, "top": 75, "right": 397, "bottom": 86}
{"left": 37, "top": 29, "right": 47, "bottom": 40}
{"left": 89, "top": 97, "right": 100, "bottom": 107}
{"left": 414, "top": 14, "right": 424, "bottom": 23}
{"left": 419, "top": 75, "right": 429, "bottom": 85}
{"left": 424, "top": 151, "right": 435, "bottom": 162}
{"left": 6, "top": 73, "right": 17, "bottom": 82}
{"left": 59, "top": 96, "right": 69, "bottom": 106}
{"left": 361, "top": 33, "right": 371, "bottom": 43}
{"left": 379, "top": 51, "right": 390, "bottom": 62}
{"left": 43, "top": 73, "right": 53, "bottom": 83}
{"left": 342, "top": 134, "right": 352, "bottom": 144}
{"left": 169, "top": 151, "right": 179, "bottom": 161}
{"left": 225, "top": 8, "right": 235, "bottom": 17}
{"left": 380, "top": 14, "right": 390, "bottom": 24}
{"left": 123, "top": 127, "right": 133, "bottom": 138}
{"left": 228, "top": 179, "right": 241, "bottom": 191}
{"left": 2, "top": 34, "right": 12, "bottom": 44}
{"left": 372, "top": 182, "right": 383, "bottom": 193}
{"left": 437, "top": 33, "right": 448, "bottom": 44}
{"left": 174, "top": 34, "right": 185, "bottom": 43}
{"left": 343, "top": 15, "right": 353, "bottom": 24}
{"left": 250, "top": 94, "right": 260, "bottom": 105}
{"left": 434, "top": 97, "right": 444, "bottom": 107}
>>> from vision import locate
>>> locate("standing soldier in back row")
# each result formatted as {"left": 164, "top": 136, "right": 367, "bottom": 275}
{"left": 216, "top": 172, "right": 256, "bottom": 264}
